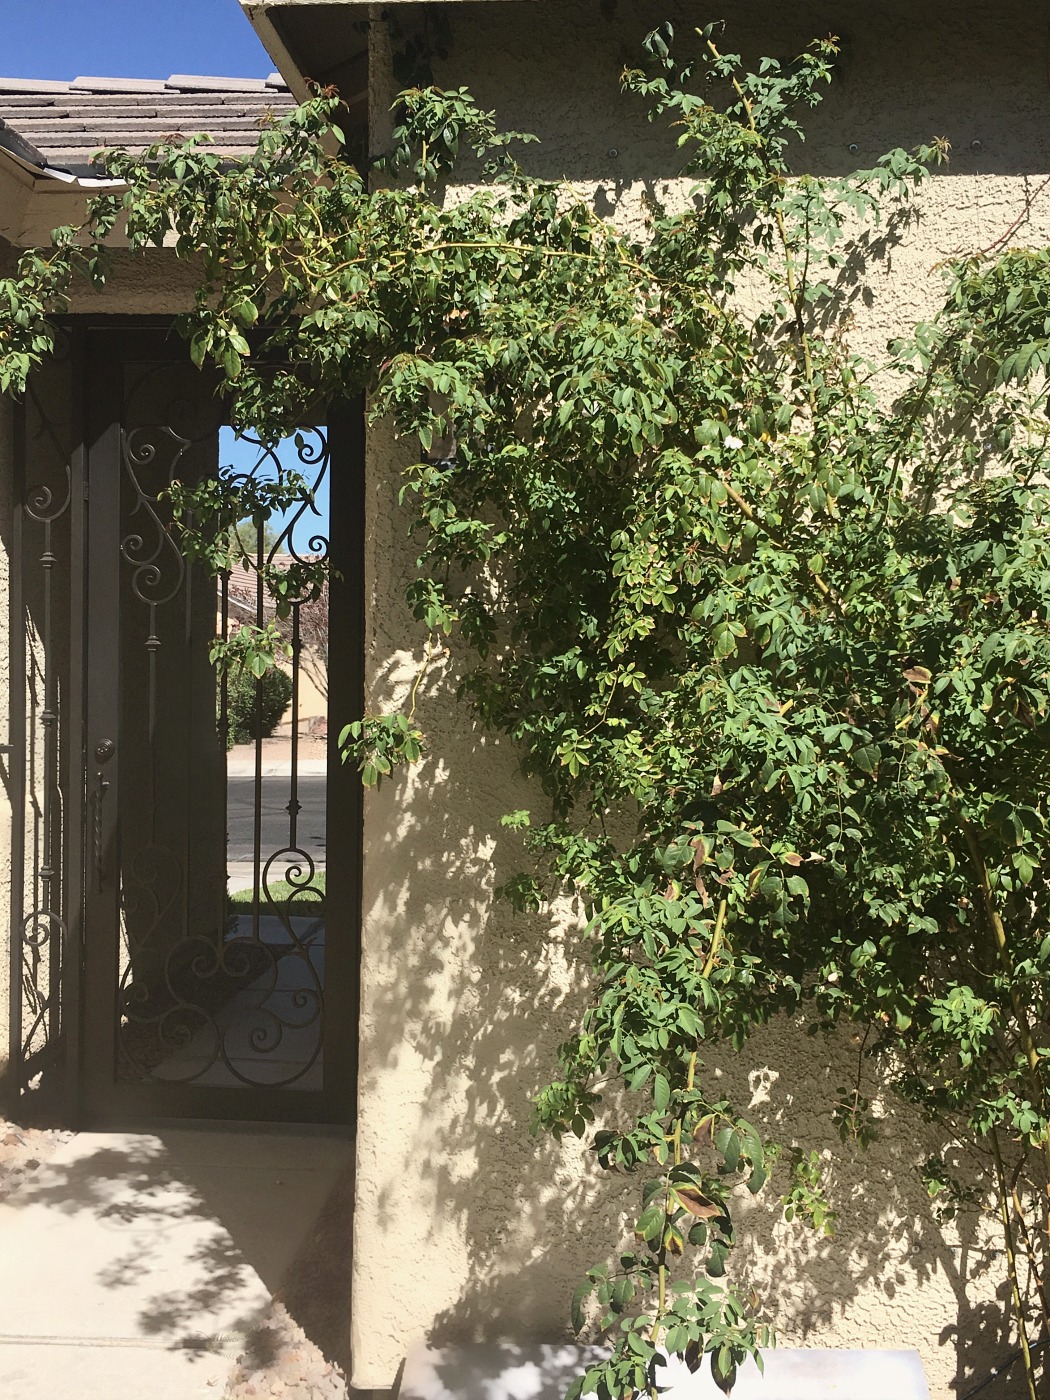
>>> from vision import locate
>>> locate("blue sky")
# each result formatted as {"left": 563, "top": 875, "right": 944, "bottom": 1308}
{"left": 7, "top": 1, "right": 272, "bottom": 81}
{"left": 219, "top": 430, "right": 332, "bottom": 550}
{"left": 9, "top": 4, "right": 327, "bottom": 537}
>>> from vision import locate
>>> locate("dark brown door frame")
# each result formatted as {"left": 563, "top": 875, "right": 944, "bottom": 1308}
{"left": 6, "top": 331, "right": 88, "bottom": 1120}
{"left": 65, "top": 318, "right": 363, "bottom": 1127}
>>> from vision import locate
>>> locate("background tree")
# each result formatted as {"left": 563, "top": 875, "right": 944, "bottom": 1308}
{"left": 229, "top": 515, "right": 282, "bottom": 557}
{"left": 277, "top": 576, "right": 329, "bottom": 702}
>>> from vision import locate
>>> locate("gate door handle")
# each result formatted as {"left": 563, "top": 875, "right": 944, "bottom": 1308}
{"left": 93, "top": 739, "right": 115, "bottom": 889}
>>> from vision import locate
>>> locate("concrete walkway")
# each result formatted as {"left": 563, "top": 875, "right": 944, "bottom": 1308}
{"left": 0, "top": 1128, "right": 354, "bottom": 1399}
{"left": 226, "top": 759, "right": 328, "bottom": 777}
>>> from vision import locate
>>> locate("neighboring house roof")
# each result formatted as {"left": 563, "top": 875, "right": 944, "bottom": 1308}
{"left": 0, "top": 73, "right": 294, "bottom": 179}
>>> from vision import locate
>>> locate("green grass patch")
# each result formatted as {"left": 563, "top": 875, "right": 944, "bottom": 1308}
{"left": 228, "top": 870, "right": 325, "bottom": 914}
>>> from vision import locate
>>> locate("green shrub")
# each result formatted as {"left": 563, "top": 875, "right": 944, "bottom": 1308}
{"left": 224, "top": 664, "right": 293, "bottom": 747}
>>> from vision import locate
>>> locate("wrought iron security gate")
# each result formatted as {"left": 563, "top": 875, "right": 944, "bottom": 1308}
{"left": 8, "top": 323, "right": 362, "bottom": 1125}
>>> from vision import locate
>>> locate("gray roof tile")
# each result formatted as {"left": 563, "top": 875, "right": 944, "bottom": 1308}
{"left": 0, "top": 73, "right": 295, "bottom": 175}
{"left": 70, "top": 77, "right": 169, "bottom": 93}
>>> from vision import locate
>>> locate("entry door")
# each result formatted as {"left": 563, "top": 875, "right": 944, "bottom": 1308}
{"left": 78, "top": 326, "right": 361, "bottom": 1125}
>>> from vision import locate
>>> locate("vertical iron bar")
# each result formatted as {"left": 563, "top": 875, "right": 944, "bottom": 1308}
{"left": 288, "top": 603, "right": 301, "bottom": 849}
{"left": 8, "top": 399, "right": 28, "bottom": 1097}
{"left": 39, "top": 503, "right": 60, "bottom": 1066}
{"left": 146, "top": 597, "right": 159, "bottom": 841}
{"left": 64, "top": 329, "right": 87, "bottom": 1123}
{"left": 183, "top": 513, "right": 194, "bottom": 971}
{"left": 40, "top": 515, "right": 54, "bottom": 891}
{"left": 219, "top": 574, "right": 230, "bottom": 742}
{"left": 219, "top": 569, "right": 230, "bottom": 946}
{"left": 251, "top": 520, "right": 263, "bottom": 937}
{"left": 146, "top": 601, "right": 159, "bottom": 748}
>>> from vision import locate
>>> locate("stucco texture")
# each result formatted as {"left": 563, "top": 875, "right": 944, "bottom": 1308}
{"left": 349, "top": 3, "right": 1050, "bottom": 1398}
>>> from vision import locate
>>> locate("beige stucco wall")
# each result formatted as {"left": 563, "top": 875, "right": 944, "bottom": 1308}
{"left": 0, "top": 393, "right": 12, "bottom": 1093}
{"left": 347, "top": 3, "right": 1050, "bottom": 1398}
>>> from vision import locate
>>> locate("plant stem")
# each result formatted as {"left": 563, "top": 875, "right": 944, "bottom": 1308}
{"left": 992, "top": 1130, "right": 1040, "bottom": 1400}
{"left": 1010, "top": 1178, "right": 1050, "bottom": 1338}
{"left": 717, "top": 476, "right": 840, "bottom": 610}
{"left": 656, "top": 1045, "right": 701, "bottom": 1350}
{"left": 707, "top": 38, "right": 817, "bottom": 413}
{"left": 672, "top": 1052, "right": 700, "bottom": 1169}
{"left": 774, "top": 204, "right": 817, "bottom": 412}
{"left": 703, "top": 899, "right": 728, "bottom": 980}
{"left": 960, "top": 819, "right": 1050, "bottom": 1227}
{"left": 408, "top": 631, "right": 437, "bottom": 721}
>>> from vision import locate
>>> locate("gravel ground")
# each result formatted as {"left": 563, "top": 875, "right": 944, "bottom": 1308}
{"left": 0, "top": 1111, "right": 72, "bottom": 1204}
{"left": 222, "top": 1302, "right": 349, "bottom": 1399}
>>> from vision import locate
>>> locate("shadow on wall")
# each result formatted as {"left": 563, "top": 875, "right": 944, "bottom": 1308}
{"left": 720, "top": 1019, "right": 1038, "bottom": 1400}
{"left": 353, "top": 612, "right": 1034, "bottom": 1400}
{"left": 423, "top": 0, "right": 1050, "bottom": 186}
{"left": 356, "top": 596, "right": 638, "bottom": 1338}
{"left": 352, "top": 14, "right": 1050, "bottom": 1389}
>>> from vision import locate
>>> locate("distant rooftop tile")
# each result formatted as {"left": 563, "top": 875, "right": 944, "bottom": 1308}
{"left": 71, "top": 76, "right": 168, "bottom": 94}
{"left": 0, "top": 77, "right": 72, "bottom": 94}
{"left": 166, "top": 74, "right": 276, "bottom": 92}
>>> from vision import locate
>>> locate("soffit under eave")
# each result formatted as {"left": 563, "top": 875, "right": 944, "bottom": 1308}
{"left": 241, "top": 4, "right": 323, "bottom": 103}
{"left": 0, "top": 148, "right": 123, "bottom": 247}
{"left": 241, "top": 4, "right": 370, "bottom": 113}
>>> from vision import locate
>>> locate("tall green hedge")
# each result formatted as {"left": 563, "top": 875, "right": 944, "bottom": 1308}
{"left": 224, "top": 665, "right": 293, "bottom": 748}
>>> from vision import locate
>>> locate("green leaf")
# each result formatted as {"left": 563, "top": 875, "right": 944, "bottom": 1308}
{"left": 629, "top": 1063, "right": 653, "bottom": 1092}
{"left": 853, "top": 744, "right": 879, "bottom": 775}
{"left": 571, "top": 1280, "right": 590, "bottom": 1334}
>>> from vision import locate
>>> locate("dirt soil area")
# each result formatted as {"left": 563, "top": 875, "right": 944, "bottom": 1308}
{"left": 223, "top": 1157, "right": 355, "bottom": 1400}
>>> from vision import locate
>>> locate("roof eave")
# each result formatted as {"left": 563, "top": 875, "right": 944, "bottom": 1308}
{"left": 241, "top": 4, "right": 316, "bottom": 103}
{"left": 0, "top": 119, "right": 48, "bottom": 173}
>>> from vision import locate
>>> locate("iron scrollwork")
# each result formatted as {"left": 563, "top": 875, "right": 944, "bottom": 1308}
{"left": 12, "top": 365, "right": 74, "bottom": 1092}
{"left": 116, "top": 424, "right": 330, "bottom": 1091}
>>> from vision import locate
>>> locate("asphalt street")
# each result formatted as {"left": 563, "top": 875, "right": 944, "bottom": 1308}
{"left": 227, "top": 774, "right": 327, "bottom": 863}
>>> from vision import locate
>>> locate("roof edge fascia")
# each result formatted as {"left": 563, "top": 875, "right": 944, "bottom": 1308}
{"left": 241, "top": 4, "right": 315, "bottom": 102}
{"left": 243, "top": 0, "right": 524, "bottom": 6}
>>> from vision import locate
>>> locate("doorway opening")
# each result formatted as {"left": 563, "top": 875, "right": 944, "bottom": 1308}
{"left": 219, "top": 427, "right": 332, "bottom": 1092}
{"left": 8, "top": 324, "right": 362, "bottom": 1126}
